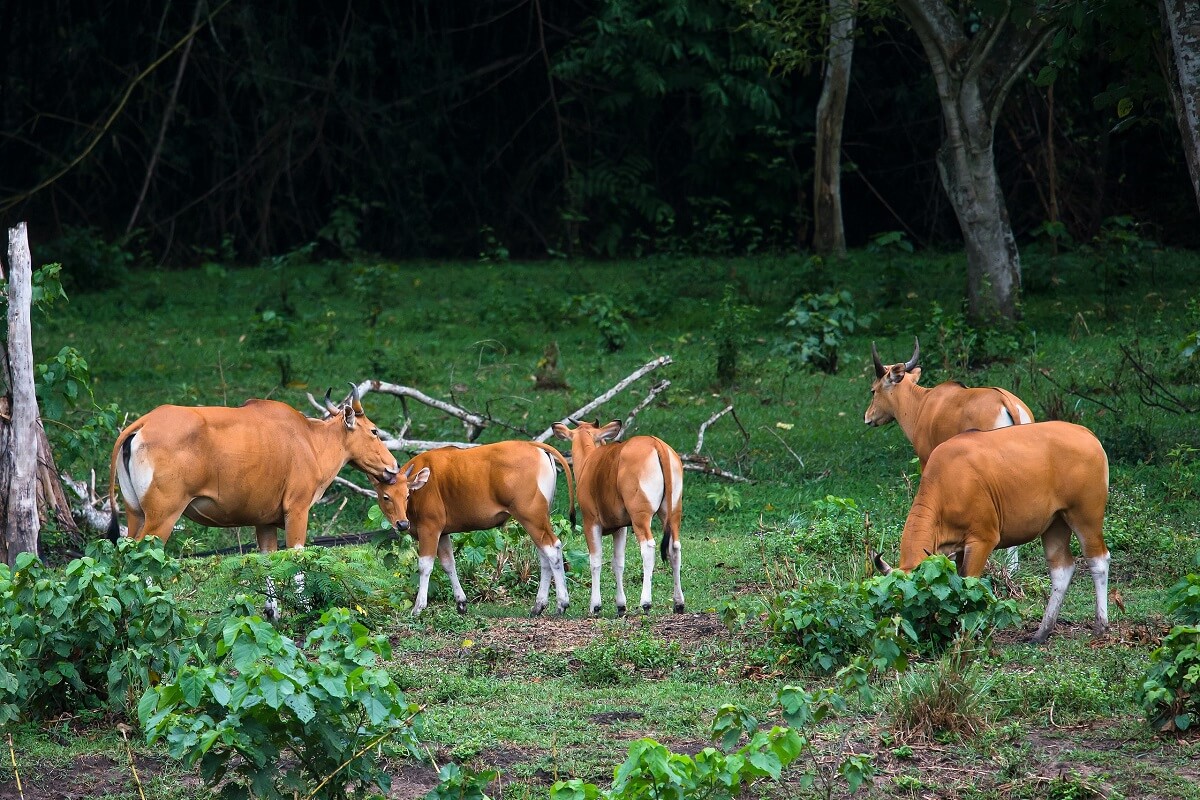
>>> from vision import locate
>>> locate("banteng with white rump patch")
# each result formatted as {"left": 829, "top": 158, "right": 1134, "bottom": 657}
{"left": 371, "top": 440, "right": 576, "bottom": 616}
{"left": 873, "top": 421, "right": 1111, "bottom": 644}
{"left": 553, "top": 420, "right": 684, "bottom": 616}
{"left": 107, "top": 389, "right": 401, "bottom": 619}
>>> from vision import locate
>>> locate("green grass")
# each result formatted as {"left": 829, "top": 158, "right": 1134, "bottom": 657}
{"left": 9, "top": 246, "right": 1200, "bottom": 798}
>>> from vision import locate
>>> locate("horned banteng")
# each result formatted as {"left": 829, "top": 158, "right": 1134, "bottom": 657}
{"left": 552, "top": 420, "right": 684, "bottom": 616}
{"left": 108, "top": 390, "right": 400, "bottom": 617}
{"left": 874, "top": 421, "right": 1111, "bottom": 643}
{"left": 371, "top": 441, "right": 576, "bottom": 616}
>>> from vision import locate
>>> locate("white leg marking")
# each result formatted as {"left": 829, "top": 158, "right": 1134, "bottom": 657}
{"left": 639, "top": 537, "right": 655, "bottom": 611}
{"left": 264, "top": 574, "right": 280, "bottom": 621}
{"left": 588, "top": 526, "right": 604, "bottom": 614}
{"left": 438, "top": 535, "right": 467, "bottom": 608}
{"left": 542, "top": 541, "right": 569, "bottom": 614}
{"left": 534, "top": 548, "right": 551, "bottom": 615}
{"left": 1033, "top": 563, "right": 1076, "bottom": 642}
{"left": 671, "top": 539, "right": 684, "bottom": 611}
{"left": 1088, "top": 552, "right": 1111, "bottom": 634}
{"left": 413, "top": 555, "right": 435, "bottom": 615}
{"left": 291, "top": 543, "right": 312, "bottom": 611}
{"left": 612, "top": 527, "right": 628, "bottom": 612}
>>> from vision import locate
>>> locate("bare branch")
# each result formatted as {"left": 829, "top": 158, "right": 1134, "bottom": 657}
{"left": 620, "top": 379, "right": 671, "bottom": 438}
{"left": 680, "top": 456, "right": 752, "bottom": 483}
{"left": 347, "top": 379, "right": 490, "bottom": 440}
{"left": 693, "top": 405, "right": 734, "bottom": 456}
{"left": 61, "top": 471, "right": 124, "bottom": 537}
{"left": 534, "top": 355, "right": 673, "bottom": 441}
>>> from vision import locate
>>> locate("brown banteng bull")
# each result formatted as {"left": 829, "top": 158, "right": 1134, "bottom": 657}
{"left": 867, "top": 338, "right": 1035, "bottom": 572}
{"left": 552, "top": 420, "right": 684, "bottom": 616}
{"left": 107, "top": 391, "right": 400, "bottom": 617}
{"left": 874, "top": 421, "right": 1111, "bottom": 643}
{"left": 865, "top": 338, "right": 1034, "bottom": 467}
{"left": 371, "top": 441, "right": 576, "bottom": 616}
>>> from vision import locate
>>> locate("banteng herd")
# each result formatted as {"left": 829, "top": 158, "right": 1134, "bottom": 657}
{"left": 106, "top": 339, "right": 1111, "bottom": 643}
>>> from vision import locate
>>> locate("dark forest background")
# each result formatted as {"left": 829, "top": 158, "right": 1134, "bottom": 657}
{"left": 0, "top": 0, "right": 1189, "bottom": 281}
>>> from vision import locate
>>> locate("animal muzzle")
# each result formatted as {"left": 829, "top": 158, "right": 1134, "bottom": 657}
{"left": 393, "top": 519, "right": 411, "bottom": 532}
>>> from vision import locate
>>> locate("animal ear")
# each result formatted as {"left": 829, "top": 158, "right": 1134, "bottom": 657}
{"left": 409, "top": 466, "right": 431, "bottom": 492}
{"left": 342, "top": 404, "right": 357, "bottom": 429}
{"left": 596, "top": 420, "right": 622, "bottom": 442}
{"left": 884, "top": 364, "right": 907, "bottom": 386}
{"left": 908, "top": 366, "right": 923, "bottom": 384}
{"left": 552, "top": 422, "right": 572, "bottom": 440}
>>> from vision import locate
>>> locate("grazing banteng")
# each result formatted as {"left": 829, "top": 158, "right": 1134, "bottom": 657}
{"left": 552, "top": 420, "right": 684, "bottom": 616}
{"left": 866, "top": 338, "right": 1034, "bottom": 572}
{"left": 865, "top": 338, "right": 1034, "bottom": 467}
{"left": 874, "top": 421, "right": 1111, "bottom": 643}
{"left": 108, "top": 390, "right": 400, "bottom": 618}
{"left": 371, "top": 441, "right": 576, "bottom": 616}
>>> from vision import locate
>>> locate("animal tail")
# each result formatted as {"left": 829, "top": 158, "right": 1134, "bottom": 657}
{"left": 652, "top": 437, "right": 679, "bottom": 564}
{"left": 532, "top": 441, "right": 576, "bottom": 532}
{"left": 107, "top": 420, "right": 143, "bottom": 543}
{"left": 992, "top": 388, "right": 1034, "bottom": 426}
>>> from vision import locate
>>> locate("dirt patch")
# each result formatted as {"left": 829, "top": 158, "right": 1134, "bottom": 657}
{"left": 991, "top": 617, "right": 1172, "bottom": 648}
{"left": 590, "top": 710, "right": 645, "bottom": 724}
{"left": 0, "top": 753, "right": 182, "bottom": 800}
{"left": 386, "top": 762, "right": 441, "bottom": 799}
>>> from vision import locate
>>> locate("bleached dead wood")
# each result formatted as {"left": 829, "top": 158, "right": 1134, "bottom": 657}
{"left": 61, "top": 470, "right": 126, "bottom": 537}
{"left": 620, "top": 379, "right": 670, "bottom": 437}
{"left": 534, "top": 355, "right": 672, "bottom": 441}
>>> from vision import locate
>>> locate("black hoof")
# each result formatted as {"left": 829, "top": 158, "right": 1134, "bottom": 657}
{"left": 456, "top": 600, "right": 467, "bottom": 614}
{"left": 616, "top": 605, "right": 627, "bottom": 617}
{"left": 641, "top": 602, "right": 651, "bottom": 614}
{"left": 530, "top": 604, "right": 546, "bottom": 618}
{"left": 674, "top": 603, "right": 685, "bottom": 614}
{"left": 591, "top": 604, "right": 602, "bottom": 616}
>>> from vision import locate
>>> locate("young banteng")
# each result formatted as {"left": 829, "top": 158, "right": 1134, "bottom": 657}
{"left": 874, "top": 421, "right": 1111, "bottom": 644}
{"left": 552, "top": 420, "right": 684, "bottom": 616}
{"left": 371, "top": 440, "right": 576, "bottom": 616}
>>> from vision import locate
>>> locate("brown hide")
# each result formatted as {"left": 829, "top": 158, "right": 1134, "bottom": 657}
{"left": 896, "top": 421, "right": 1111, "bottom": 642}
{"left": 374, "top": 440, "right": 574, "bottom": 550}
{"left": 108, "top": 398, "right": 399, "bottom": 550}
{"left": 866, "top": 341, "right": 1033, "bottom": 467}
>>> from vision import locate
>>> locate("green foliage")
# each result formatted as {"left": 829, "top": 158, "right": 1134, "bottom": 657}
{"left": 319, "top": 194, "right": 381, "bottom": 257}
{"left": 1138, "top": 624, "right": 1200, "bottom": 733}
{"left": 1046, "top": 771, "right": 1108, "bottom": 800}
{"left": 775, "top": 290, "right": 872, "bottom": 374}
{"left": 39, "top": 226, "right": 137, "bottom": 291}
{"left": 765, "top": 556, "right": 1018, "bottom": 674}
{"left": 1085, "top": 216, "right": 1156, "bottom": 319}
{"left": 706, "top": 485, "right": 743, "bottom": 513}
{"left": 922, "top": 301, "right": 1024, "bottom": 370}
{"left": 868, "top": 231, "right": 915, "bottom": 307}
{"left": 890, "top": 640, "right": 992, "bottom": 742}
{"left": 0, "top": 539, "right": 192, "bottom": 725}
{"left": 576, "top": 628, "right": 681, "bottom": 687}
{"left": 140, "top": 608, "right": 424, "bottom": 800}
{"left": 564, "top": 293, "right": 634, "bottom": 352}
{"left": 35, "top": 345, "right": 92, "bottom": 420}
{"left": 478, "top": 225, "right": 510, "bottom": 264}
{"left": 550, "top": 724, "right": 804, "bottom": 800}
{"left": 425, "top": 763, "right": 499, "bottom": 800}
{"left": 712, "top": 284, "right": 755, "bottom": 387}
{"left": 1167, "top": 557, "right": 1200, "bottom": 625}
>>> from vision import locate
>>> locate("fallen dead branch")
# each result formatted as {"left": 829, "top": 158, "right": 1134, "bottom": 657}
{"left": 61, "top": 469, "right": 125, "bottom": 538}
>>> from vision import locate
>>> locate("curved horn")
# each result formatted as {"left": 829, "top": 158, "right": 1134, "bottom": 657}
{"left": 323, "top": 388, "right": 338, "bottom": 414}
{"left": 903, "top": 337, "right": 920, "bottom": 372}
{"left": 347, "top": 381, "right": 364, "bottom": 415}
{"left": 871, "top": 342, "right": 885, "bottom": 378}
{"left": 871, "top": 550, "right": 894, "bottom": 575}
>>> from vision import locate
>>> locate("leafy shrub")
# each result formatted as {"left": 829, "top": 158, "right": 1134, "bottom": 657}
{"left": 775, "top": 290, "right": 872, "bottom": 374}
{"left": 1167, "top": 558, "right": 1200, "bottom": 624}
{"left": 1102, "top": 484, "right": 1194, "bottom": 578}
{"left": 0, "top": 539, "right": 192, "bottom": 725}
{"left": 922, "top": 301, "right": 1024, "bottom": 370}
{"left": 765, "top": 556, "right": 1018, "bottom": 674}
{"left": 575, "top": 629, "right": 681, "bottom": 687}
{"left": 869, "top": 230, "right": 915, "bottom": 307}
{"left": 706, "top": 485, "right": 743, "bottom": 513}
{"left": 1138, "top": 624, "right": 1200, "bottom": 733}
{"left": 712, "top": 284, "right": 755, "bottom": 387}
{"left": 140, "top": 608, "right": 423, "bottom": 799}
{"left": 40, "top": 225, "right": 137, "bottom": 291}
{"left": 564, "top": 293, "right": 634, "bottom": 351}
{"left": 426, "top": 763, "right": 499, "bottom": 800}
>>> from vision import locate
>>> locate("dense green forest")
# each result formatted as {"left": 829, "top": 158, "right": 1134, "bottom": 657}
{"left": 1, "top": 0, "right": 1194, "bottom": 274}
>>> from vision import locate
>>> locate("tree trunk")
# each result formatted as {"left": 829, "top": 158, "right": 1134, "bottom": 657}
{"left": 1, "top": 223, "right": 41, "bottom": 566}
{"left": 812, "top": 0, "right": 857, "bottom": 258}
{"left": 1161, "top": 0, "right": 1200, "bottom": 216}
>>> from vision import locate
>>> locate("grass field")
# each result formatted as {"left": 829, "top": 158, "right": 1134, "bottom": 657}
{"left": 6, "top": 243, "right": 1200, "bottom": 799}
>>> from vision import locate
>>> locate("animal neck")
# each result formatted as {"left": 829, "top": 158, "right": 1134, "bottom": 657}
{"left": 307, "top": 419, "right": 354, "bottom": 482}
{"left": 898, "top": 500, "right": 939, "bottom": 571}
{"left": 570, "top": 436, "right": 599, "bottom": 476}
{"left": 890, "top": 379, "right": 930, "bottom": 444}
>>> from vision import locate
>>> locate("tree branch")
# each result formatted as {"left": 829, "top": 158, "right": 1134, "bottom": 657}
{"left": 533, "top": 355, "right": 673, "bottom": 441}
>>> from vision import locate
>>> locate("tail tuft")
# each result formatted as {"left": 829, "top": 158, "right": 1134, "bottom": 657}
{"left": 659, "top": 524, "right": 671, "bottom": 564}
{"left": 107, "top": 510, "right": 119, "bottom": 543}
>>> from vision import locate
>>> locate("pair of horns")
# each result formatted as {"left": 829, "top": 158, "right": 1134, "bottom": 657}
{"left": 324, "top": 383, "right": 365, "bottom": 415}
{"left": 871, "top": 338, "right": 920, "bottom": 378}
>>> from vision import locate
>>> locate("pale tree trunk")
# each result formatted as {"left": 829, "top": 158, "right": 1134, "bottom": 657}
{"left": 1, "top": 223, "right": 41, "bottom": 566}
{"left": 812, "top": 0, "right": 857, "bottom": 257}
{"left": 895, "top": 0, "right": 1056, "bottom": 324}
{"left": 1161, "top": 0, "right": 1200, "bottom": 215}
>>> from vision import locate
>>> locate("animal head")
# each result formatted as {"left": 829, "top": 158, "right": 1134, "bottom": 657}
{"left": 372, "top": 464, "right": 431, "bottom": 532}
{"left": 552, "top": 419, "right": 622, "bottom": 451}
{"left": 324, "top": 385, "right": 401, "bottom": 485}
{"left": 864, "top": 338, "right": 922, "bottom": 427}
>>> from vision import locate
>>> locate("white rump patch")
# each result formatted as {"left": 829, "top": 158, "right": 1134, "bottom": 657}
{"left": 118, "top": 433, "right": 154, "bottom": 514}
{"left": 538, "top": 452, "right": 557, "bottom": 504}
{"left": 638, "top": 453, "right": 665, "bottom": 510}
